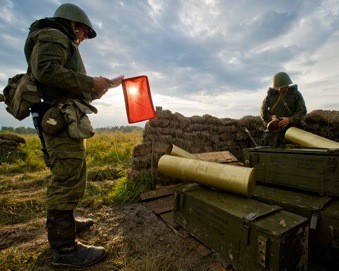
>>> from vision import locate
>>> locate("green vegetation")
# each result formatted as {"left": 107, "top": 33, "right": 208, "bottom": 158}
{"left": 0, "top": 130, "right": 215, "bottom": 271}
{"left": 94, "top": 125, "right": 143, "bottom": 133}
{"left": 0, "top": 131, "right": 147, "bottom": 205}
{"left": 0, "top": 130, "right": 171, "bottom": 271}
{"left": 1, "top": 126, "right": 36, "bottom": 134}
{"left": 1, "top": 125, "right": 143, "bottom": 134}
{"left": 0, "top": 129, "right": 153, "bottom": 234}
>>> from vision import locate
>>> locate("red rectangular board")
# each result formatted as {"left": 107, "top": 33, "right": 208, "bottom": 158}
{"left": 122, "top": 75, "right": 156, "bottom": 123}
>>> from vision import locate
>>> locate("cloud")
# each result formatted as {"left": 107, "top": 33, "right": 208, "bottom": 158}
{"left": 0, "top": 0, "right": 338, "bottom": 129}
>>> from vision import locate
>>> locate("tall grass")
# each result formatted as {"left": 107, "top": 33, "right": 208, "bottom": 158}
{"left": 83, "top": 131, "right": 154, "bottom": 206}
{"left": 0, "top": 134, "right": 47, "bottom": 173}
{"left": 87, "top": 131, "right": 140, "bottom": 168}
{"left": 0, "top": 130, "right": 151, "bottom": 206}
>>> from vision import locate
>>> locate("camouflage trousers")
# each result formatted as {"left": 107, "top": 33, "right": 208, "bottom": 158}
{"left": 261, "top": 126, "right": 290, "bottom": 148}
{"left": 261, "top": 131, "right": 286, "bottom": 147}
{"left": 43, "top": 130, "right": 87, "bottom": 210}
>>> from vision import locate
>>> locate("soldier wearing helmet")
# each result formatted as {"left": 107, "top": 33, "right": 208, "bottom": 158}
{"left": 260, "top": 72, "right": 307, "bottom": 147}
{"left": 24, "top": 3, "right": 123, "bottom": 268}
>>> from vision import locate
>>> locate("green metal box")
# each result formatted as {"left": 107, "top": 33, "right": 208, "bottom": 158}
{"left": 243, "top": 147, "right": 339, "bottom": 196}
{"left": 174, "top": 184, "right": 309, "bottom": 271}
{"left": 253, "top": 185, "right": 339, "bottom": 270}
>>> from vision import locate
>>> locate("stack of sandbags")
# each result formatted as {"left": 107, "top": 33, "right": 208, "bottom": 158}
{"left": 0, "top": 134, "right": 26, "bottom": 164}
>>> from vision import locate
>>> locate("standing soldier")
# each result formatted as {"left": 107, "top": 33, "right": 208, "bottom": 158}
{"left": 260, "top": 72, "right": 307, "bottom": 147}
{"left": 24, "top": 3, "right": 123, "bottom": 268}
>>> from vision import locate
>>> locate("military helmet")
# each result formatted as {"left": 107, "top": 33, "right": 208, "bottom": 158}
{"left": 53, "top": 3, "right": 96, "bottom": 39}
{"left": 272, "top": 72, "right": 293, "bottom": 89}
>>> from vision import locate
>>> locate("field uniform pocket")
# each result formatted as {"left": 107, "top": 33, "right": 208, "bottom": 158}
{"left": 50, "top": 150, "right": 84, "bottom": 181}
{"left": 60, "top": 99, "right": 97, "bottom": 140}
{"left": 47, "top": 149, "right": 87, "bottom": 210}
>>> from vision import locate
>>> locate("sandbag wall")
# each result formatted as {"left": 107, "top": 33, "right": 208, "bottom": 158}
{"left": 129, "top": 108, "right": 339, "bottom": 185}
{"left": 129, "top": 108, "right": 261, "bottom": 184}
{"left": 305, "top": 109, "right": 339, "bottom": 142}
{"left": 0, "top": 134, "right": 26, "bottom": 164}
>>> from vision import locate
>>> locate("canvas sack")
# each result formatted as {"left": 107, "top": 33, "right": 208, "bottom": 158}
{"left": 3, "top": 73, "right": 42, "bottom": 120}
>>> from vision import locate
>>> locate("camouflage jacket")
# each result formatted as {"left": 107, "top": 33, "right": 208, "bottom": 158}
{"left": 260, "top": 85, "right": 307, "bottom": 126}
{"left": 24, "top": 18, "right": 93, "bottom": 105}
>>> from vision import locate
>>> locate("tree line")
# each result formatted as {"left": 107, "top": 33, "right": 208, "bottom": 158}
{"left": 1, "top": 126, "right": 143, "bottom": 134}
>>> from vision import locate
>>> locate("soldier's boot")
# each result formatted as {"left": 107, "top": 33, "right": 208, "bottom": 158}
{"left": 52, "top": 242, "right": 107, "bottom": 268}
{"left": 47, "top": 210, "right": 106, "bottom": 268}
{"left": 75, "top": 217, "right": 94, "bottom": 233}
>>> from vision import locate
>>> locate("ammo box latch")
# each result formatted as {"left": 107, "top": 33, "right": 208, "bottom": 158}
{"left": 242, "top": 208, "right": 282, "bottom": 267}
{"left": 242, "top": 212, "right": 269, "bottom": 268}
{"left": 243, "top": 212, "right": 257, "bottom": 245}
{"left": 243, "top": 210, "right": 281, "bottom": 269}
{"left": 310, "top": 213, "right": 319, "bottom": 230}
{"left": 174, "top": 192, "right": 185, "bottom": 210}
{"left": 242, "top": 206, "right": 282, "bottom": 245}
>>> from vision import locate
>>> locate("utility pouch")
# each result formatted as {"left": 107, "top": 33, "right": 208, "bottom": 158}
{"left": 60, "top": 100, "right": 97, "bottom": 140}
{"left": 3, "top": 73, "right": 42, "bottom": 120}
{"left": 41, "top": 106, "right": 67, "bottom": 135}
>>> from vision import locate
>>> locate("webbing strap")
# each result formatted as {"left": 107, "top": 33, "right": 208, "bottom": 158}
{"left": 270, "top": 91, "right": 287, "bottom": 113}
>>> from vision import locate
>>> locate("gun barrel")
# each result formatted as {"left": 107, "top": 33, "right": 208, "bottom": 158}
{"left": 285, "top": 127, "right": 339, "bottom": 149}
{"left": 158, "top": 155, "right": 255, "bottom": 196}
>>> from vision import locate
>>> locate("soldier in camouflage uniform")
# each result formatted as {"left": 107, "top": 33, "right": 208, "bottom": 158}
{"left": 24, "top": 3, "right": 123, "bottom": 268}
{"left": 260, "top": 72, "right": 307, "bottom": 147}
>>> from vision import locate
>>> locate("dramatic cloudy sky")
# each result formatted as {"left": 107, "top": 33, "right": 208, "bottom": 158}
{"left": 0, "top": 0, "right": 338, "bottom": 128}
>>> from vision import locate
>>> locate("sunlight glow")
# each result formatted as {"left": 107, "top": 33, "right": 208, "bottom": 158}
{"left": 128, "top": 86, "right": 139, "bottom": 96}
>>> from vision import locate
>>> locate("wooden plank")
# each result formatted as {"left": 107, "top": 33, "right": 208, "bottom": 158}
{"left": 144, "top": 195, "right": 174, "bottom": 214}
{"left": 160, "top": 211, "right": 179, "bottom": 228}
{"left": 140, "top": 185, "right": 177, "bottom": 201}
{"left": 184, "top": 236, "right": 201, "bottom": 250}
{"left": 183, "top": 235, "right": 213, "bottom": 257}
{"left": 209, "top": 262, "right": 232, "bottom": 271}
{"left": 196, "top": 243, "right": 213, "bottom": 257}
{"left": 194, "top": 151, "right": 238, "bottom": 163}
{"left": 171, "top": 228, "right": 190, "bottom": 239}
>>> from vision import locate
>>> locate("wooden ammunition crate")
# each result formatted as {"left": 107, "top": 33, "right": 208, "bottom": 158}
{"left": 174, "top": 184, "right": 309, "bottom": 271}
{"left": 253, "top": 185, "right": 339, "bottom": 270}
{"left": 243, "top": 147, "right": 339, "bottom": 196}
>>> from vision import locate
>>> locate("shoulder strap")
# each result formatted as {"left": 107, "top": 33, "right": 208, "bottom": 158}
{"left": 270, "top": 91, "right": 287, "bottom": 113}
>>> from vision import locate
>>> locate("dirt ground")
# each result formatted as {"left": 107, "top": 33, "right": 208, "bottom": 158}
{"left": 0, "top": 201, "right": 226, "bottom": 271}
{"left": 0, "top": 178, "right": 331, "bottom": 271}
{"left": 0, "top": 198, "right": 333, "bottom": 271}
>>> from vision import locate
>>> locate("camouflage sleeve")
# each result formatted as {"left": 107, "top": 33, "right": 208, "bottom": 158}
{"left": 30, "top": 29, "right": 93, "bottom": 95}
{"left": 289, "top": 90, "right": 307, "bottom": 124}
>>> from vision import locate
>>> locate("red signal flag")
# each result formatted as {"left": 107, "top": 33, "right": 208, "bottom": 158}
{"left": 122, "top": 75, "right": 156, "bottom": 123}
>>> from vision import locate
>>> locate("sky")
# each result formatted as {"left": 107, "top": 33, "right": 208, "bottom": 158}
{"left": 0, "top": 0, "right": 338, "bottom": 128}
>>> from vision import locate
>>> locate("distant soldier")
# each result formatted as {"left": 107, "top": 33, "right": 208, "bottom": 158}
{"left": 24, "top": 3, "right": 123, "bottom": 268}
{"left": 260, "top": 72, "right": 307, "bottom": 147}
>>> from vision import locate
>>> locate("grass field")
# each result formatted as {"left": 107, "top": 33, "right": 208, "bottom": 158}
{"left": 0, "top": 131, "right": 183, "bottom": 270}
{"left": 1, "top": 131, "right": 329, "bottom": 270}
{"left": 0, "top": 131, "right": 215, "bottom": 271}
{"left": 0, "top": 130, "right": 153, "bottom": 208}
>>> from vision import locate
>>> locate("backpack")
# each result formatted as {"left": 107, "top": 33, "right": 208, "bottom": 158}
{"left": 3, "top": 73, "right": 42, "bottom": 120}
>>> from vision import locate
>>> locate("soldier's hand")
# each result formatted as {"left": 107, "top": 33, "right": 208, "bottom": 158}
{"left": 109, "top": 75, "right": 124, "bottom": 88}
{"left": 271, "top": 115, "right": 278, "bottom": 121}
{"left": 278, "top": 117, "right": 289, "bottom": 128}
{"left": 92, "top": 76, "right": 112, "bottom": 99}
